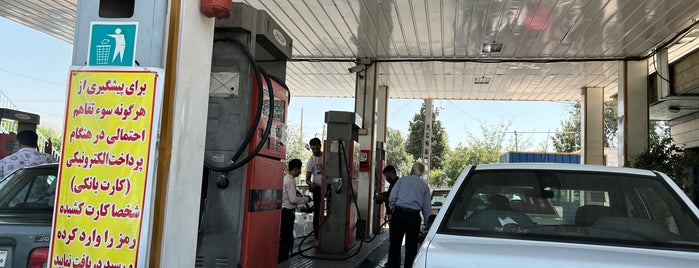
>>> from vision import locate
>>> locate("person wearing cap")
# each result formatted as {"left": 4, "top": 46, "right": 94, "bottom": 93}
{"left": 0, "top": 130, "right": 56, "bottom": 178}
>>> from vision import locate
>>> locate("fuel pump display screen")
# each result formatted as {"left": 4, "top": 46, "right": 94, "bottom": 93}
{"left": 262, "top": 95, "right": 285, "bottom": 122}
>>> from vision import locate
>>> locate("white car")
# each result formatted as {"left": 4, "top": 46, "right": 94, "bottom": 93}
{"left": 414, "top": 163, "right": 699, "bottom": 268}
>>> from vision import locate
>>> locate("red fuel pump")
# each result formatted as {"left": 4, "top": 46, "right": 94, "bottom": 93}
{"left": 196, "top": 3, "right": 292, "bottom": 267}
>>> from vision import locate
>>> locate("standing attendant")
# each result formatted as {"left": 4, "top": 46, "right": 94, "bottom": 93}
{"left": 279, "top": 159, "right": 311, "bottom": 263}
{"left": 305, "top": 137, "right": 324, "bottom": 239}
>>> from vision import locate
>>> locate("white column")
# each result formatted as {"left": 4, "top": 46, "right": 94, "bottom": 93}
{"left": 372, "top": 85, "right": 389, "bottom": 233}
{"left": 617, "top": 60, "right": 649, "bottom": 165}
{"left": 156, "top": 0, "right": 214, "bottom": 266}
{"left": 581, "top": 87, "right": 605, "bottom": 165}
{"left": 354, "top": 61, "right": 379, "bottom": 236}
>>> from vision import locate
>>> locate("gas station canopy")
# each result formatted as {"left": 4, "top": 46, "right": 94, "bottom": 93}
{"left": 2, "top": 0, "right": 699, "bottom": 102}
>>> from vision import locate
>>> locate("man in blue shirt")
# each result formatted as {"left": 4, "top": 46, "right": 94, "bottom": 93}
{"left": 388, "top": 162, "right": 431, "bottom": 268}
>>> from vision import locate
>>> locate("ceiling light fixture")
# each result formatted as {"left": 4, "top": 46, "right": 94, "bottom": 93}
{"left": 474, "top": 76, "right": 491, "bottom": 84}
{"left": 482, "top": 42, "right": 503, "bottom": 53}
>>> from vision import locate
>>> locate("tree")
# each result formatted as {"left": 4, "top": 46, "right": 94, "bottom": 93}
{"left": 441, "top": 121, "right": 515, "bottom": 186}
{"left": 649, "top": 120, "right": 669, "bottom": 146}
{"left": 285, "top": 122, "right": 309, "bottom": 173}
{"left": 466, "top": 121, "right": 513, "bottom": 164}
{"left": 441, "top": 145, "right": 473, "bottom": 186}
{"left": 405, "top": 101, "right": 448, "bottom": 169}
{"left": 428, "top": 168, "right": 447, "bottom": 187}
{"left": 552, "top": 101, "right": 616, "bottom": 152}
{"left": 386, "top": 128, "right": 414, "bottom": 176}
{"left": 627, "top": 137, "right": 699, "bottom": 198}
{"left": 37, "top": 125, "right": 62, "bottom": 153}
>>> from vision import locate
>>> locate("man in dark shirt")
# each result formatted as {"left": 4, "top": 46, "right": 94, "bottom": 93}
{"left": 375, "top": 165, "right": 399, "bottom": 216}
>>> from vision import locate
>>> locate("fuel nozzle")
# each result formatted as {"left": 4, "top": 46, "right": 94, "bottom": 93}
{"left": 330, "top": 177, "right": 343, "bottom": 194}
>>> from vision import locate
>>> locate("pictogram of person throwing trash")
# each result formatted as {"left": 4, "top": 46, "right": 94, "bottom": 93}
{"left": 108, "top": 28, "right": 126, "bottom": 63}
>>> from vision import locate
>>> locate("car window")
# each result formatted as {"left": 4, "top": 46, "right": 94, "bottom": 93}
{"left": 431, "top": 190, "right": 449, "bottom": 206}
{"left": 439, "top": 169, "right": 699, "bottom": 251}
{"left": 0, "top": 167, "right": 58, "bottom": 210}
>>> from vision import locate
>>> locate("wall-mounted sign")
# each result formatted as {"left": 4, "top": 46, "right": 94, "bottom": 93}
{"left": 49, "top": 67, "right": 164, "bottom": 268}
{"left": 88, "top": 22, "right": 138, "bottom": 66}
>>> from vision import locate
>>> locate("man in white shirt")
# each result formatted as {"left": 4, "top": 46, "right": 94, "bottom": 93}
{"left": 388, "top": 162, "right": 432, "bottom": 268}
{"left": 279, "top": 158, "right": 311, "bottom": 263}
{"left": 0, "top": 130, "right": 56, "bottom": 178}
{"left": 305, "top": 137, "right": 323, "bottom": 239}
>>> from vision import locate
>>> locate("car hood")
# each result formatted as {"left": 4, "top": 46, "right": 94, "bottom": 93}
{"left": 0, "top": 211, "right": 53, "bottom": 225}
{"left": 417, "top": 234, "right": 699, "bottom": 268}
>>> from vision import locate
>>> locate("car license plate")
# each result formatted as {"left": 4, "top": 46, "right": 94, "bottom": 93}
{"left": 0, "top": 250, "right": 6, "bottom": 267}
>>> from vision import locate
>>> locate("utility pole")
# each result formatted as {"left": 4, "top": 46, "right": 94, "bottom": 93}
{"left": 422, "top": 99, "right": 433, "bottom": 172}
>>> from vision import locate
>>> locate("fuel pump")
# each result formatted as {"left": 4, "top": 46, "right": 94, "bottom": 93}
{"left": 196, "top": 3, "right": 292, "bottom": 267}
{"left": 320, "top": 111, "right": 362, "bottom": 254}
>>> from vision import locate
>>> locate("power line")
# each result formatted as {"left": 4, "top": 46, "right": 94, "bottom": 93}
{"left": 388, "top": 99, "right": 415, "bottom": 116}
{"left": 0, "top": 67, "right": 64, "bottom": 86}
{"left": 445, "top": 100, "right": 486, "bottom": 124}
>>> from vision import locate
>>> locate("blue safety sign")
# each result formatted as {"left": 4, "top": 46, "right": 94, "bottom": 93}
{"left": 88, "top": 22, "right": 138, "bottom": 66}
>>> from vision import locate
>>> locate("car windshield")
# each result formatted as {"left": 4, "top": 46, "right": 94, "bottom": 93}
{"left": 438, "top": 169, "right": 699, "bottom": 251}
{"left": 431, "top": 190, "right": 449, "bottom": 206}
{"left": 0, "top": 166, "right": 58, "bottom": 211}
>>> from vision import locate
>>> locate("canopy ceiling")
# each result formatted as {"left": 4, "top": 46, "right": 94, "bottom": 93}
{"left": 2, "top": 0, "right": 699, "bottom": 105}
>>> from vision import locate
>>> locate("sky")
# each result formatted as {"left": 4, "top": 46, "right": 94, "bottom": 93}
{"left": 0, "top": 17, "right": 574, "bottom": 151}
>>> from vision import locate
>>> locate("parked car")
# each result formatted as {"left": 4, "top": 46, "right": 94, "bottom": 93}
{"left": 0, "top": 163, "right": 58, "bottom": 268}
{"left": 415, "top": 163, "right": 699, "bottom": 268}
{"left": 430, "top": 189, "right": 450, "bottom": 216}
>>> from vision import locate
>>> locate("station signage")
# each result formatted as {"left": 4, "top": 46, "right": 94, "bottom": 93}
{"left": 49, "top": 67, "right": 164, "bottom": 268}
{"left": 88, "top": 22, "right": 138, "bottom": 67}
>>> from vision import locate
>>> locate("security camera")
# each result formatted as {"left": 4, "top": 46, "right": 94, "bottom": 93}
{"left": 348, "top": 64, "right": 366, "bottom": 73}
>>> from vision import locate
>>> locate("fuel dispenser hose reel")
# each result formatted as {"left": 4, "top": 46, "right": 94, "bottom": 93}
{"left": 198, "top": 39, "right": 287, "bottom": 234}
{"left": 203, "top": 38, "right": 287, "bottom": 174}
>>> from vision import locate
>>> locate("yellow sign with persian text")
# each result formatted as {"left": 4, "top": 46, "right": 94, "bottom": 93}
{"left": 49, "top": 68, "right": 163, "bottom": 268}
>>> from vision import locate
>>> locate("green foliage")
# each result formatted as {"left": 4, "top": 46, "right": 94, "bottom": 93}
{"left": 441, "top": 145, "right": 472, "bottom": 186}
{"left": 603, "top": 101, "right": 618, "bottom": 147}
{"left": 386, "top": 128, "right": 414, "bottom": 176}
{"left": 552, "top": 101, "right": 617, "bottom": 152}
{"left": 441, "top": 121, "right": 515, "bottom": 186}
{"left": 649, "top": 120, "right": 669, "bottom": 146}
{"left": 37, "top": 125, "right": 62, "bottom": 152}
{"left": 406, "top": 101, "right": 448, "bottom": 169}
{"left": 466, "top": 121, "right": 513, "bottom": 162}
{"left": 428, "top": 168, "right": 447, "bottom": 188}
{"left": 285, "top": 122, "right": 309, "bottom": 166}
{"left": 36, "top": 126, "right": 63, "bottom": 155}
{"left": 626, "top": 138, "right": 699, "bottom": 197}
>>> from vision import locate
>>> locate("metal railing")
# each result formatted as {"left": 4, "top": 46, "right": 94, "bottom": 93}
{"left": 0, "top": 91, "right": 61, "bottom": 161}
